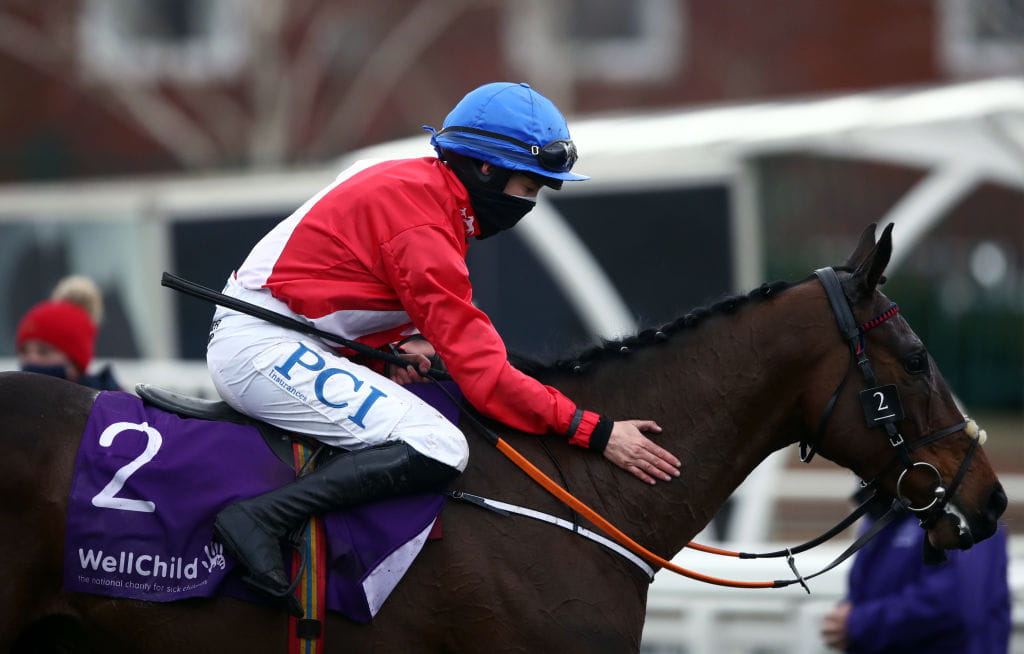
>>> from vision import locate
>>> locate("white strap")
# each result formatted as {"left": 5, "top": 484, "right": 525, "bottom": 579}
{"left": 459, "top": 493, "right": 656, "bottom": 580}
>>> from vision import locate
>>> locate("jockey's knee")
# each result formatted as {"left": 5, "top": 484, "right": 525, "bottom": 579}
{"left": 400, "top": 416, "right": 468, "bottom": 473}
{"left": 432, "top": 417, "right": 470, "bottom": 472}
{"left": 440, "top": 420, "right": 469, "bottom": 472}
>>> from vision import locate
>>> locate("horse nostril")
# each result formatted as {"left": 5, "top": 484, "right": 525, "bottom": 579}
{"left": 987, "top": 484, "right": 1008, "bottom": 520}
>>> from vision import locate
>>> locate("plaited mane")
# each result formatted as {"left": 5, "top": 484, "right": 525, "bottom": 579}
{"left": 517, "top": 279, "right": 797, "bottom": 378}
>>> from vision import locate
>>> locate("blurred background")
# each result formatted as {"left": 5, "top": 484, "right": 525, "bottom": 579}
{"left": 0, "top": 1, "right": 1020, "bottom": 652}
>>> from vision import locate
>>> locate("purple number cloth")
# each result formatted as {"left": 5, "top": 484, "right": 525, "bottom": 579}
{"left": 64, "top": 383, "right": 460, "bottom": 622}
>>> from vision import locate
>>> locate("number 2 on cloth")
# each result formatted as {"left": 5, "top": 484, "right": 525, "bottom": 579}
{"left": 90, "top": 421, "right": 162, "bottom": 513}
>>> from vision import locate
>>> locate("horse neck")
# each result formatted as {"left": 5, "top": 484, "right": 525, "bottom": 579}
{"left": 554, "top": 283, "right": 823, "bottom": 558}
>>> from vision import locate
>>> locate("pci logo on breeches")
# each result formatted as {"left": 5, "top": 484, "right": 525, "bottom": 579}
{"left": 270, "top": 342, "right": 390, "bottom": 429}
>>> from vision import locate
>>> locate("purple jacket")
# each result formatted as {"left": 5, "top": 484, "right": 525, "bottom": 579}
{"left": 845, "top": 511, "right": 1011, "bottom": 654}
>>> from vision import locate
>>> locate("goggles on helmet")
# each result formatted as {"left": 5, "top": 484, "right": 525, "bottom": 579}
{"left": 437, "top": 126, "right": 578, "bottom": 174}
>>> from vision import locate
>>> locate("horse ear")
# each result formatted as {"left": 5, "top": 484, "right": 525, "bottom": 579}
{"left": 845, "top": 223, "right": 878, "bottom": 269}
{"left": 851, "top": 223, "right": 893, "bottom": 294}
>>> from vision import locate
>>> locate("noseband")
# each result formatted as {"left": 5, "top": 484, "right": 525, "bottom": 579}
{"left": 804, "top": 268, "right": 978, "bottom": 523}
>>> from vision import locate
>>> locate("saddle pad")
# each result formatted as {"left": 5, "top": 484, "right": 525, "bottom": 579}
{"left": 64, "top": 384, "right": 459, "bottom": 622}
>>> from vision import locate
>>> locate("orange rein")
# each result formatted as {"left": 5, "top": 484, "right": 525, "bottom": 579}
{"left": 494, "top": 438, "right": 781, "bottom": 589}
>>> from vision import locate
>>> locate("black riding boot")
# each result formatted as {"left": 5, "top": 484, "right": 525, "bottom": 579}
{"left": 212, "top": 441, "right": 459, "bottom": 614}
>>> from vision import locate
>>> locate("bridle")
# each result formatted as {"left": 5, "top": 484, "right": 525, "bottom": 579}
{"left": 699, "top": 266, "right": 985, "bottom": 588}
{"left": 806, "top": 267, "right": 979, "bottom": 526}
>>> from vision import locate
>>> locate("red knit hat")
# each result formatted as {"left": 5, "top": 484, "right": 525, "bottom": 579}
{"left": 15, "top": 300, "right": 97, "bottom": 373}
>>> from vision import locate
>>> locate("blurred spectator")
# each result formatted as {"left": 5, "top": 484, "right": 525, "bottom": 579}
{"left": 820, "top": 493, "right": 1011, "bottom": 653}
{"left": 15, "top": 275, "right": 121, "bottom": 390}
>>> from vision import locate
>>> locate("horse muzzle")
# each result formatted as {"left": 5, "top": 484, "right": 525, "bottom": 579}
{"left": 922, "top": 481, "right": 1006, "bottom": 558}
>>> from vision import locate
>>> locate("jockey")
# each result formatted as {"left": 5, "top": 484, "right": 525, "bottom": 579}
{"left": 207, "top": 82, "right": 681, "bottom": 612}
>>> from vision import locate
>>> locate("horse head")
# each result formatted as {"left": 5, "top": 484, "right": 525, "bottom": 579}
{"left": 799, "top": 223, "right": 1006, "bottom": 553}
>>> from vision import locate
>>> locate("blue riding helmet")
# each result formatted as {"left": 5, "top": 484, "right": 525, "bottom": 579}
{"left": 424, "top": 82, "right": 589, "bottom": 182}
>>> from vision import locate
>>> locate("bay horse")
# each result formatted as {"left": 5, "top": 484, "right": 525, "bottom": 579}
{"left": 1, "top": 224, "right": 1005, "bottom": 653}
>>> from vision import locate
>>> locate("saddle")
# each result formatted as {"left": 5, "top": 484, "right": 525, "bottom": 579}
{"left": 135, "top": 383, "right": 308, "bottom": 466}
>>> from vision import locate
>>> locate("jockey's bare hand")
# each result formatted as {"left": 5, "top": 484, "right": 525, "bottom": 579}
{"left": 603, "top": 420, "right": 680, "bottom": 484}
{"left": 388, "top": 337, "right": 435, "bottom": 385}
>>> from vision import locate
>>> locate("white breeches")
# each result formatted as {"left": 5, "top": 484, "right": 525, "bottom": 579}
{"left": 207, "top": 307, "right": 468, "bottom": 471}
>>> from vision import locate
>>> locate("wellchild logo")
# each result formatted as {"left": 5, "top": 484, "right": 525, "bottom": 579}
{"left": 201, "top": 542, "right": 226, "bottom": 572}
{"left": 78, "top": 548, "right": 200, "bottom": 580}
{"left": 74, "top": 545, "right": 218, "bottom": 596}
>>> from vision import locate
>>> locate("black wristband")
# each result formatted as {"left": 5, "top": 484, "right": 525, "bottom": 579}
{"left": 588, "top": 416, "right": 613, "bottom": 453}
{"left": 564, "top": 409, "right": 584, "bottom": 439}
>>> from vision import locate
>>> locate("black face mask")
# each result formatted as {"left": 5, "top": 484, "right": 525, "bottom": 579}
{"left": 21, "top": 363, "right": 69, "bottom": 379}
{"left": 466, "top": 186, "right": 536, "bottom": 239}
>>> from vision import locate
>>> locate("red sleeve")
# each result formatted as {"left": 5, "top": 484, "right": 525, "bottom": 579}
{"left": 378, "top": 224, "right": 606, "bottom": 448}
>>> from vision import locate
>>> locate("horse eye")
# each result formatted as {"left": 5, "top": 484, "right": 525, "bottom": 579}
{"left": 904, "top": 351, "right": 929, "bottom": 375}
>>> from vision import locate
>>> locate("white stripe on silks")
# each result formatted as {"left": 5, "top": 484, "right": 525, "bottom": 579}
{"left": 308, "top": 308, "right": 413, "bottom": 344}
{"left": 235, "top": 158, "right": 383, "bottom": 290}
{"left": 221, "top": 277, "right": 414, "bottom": 345}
